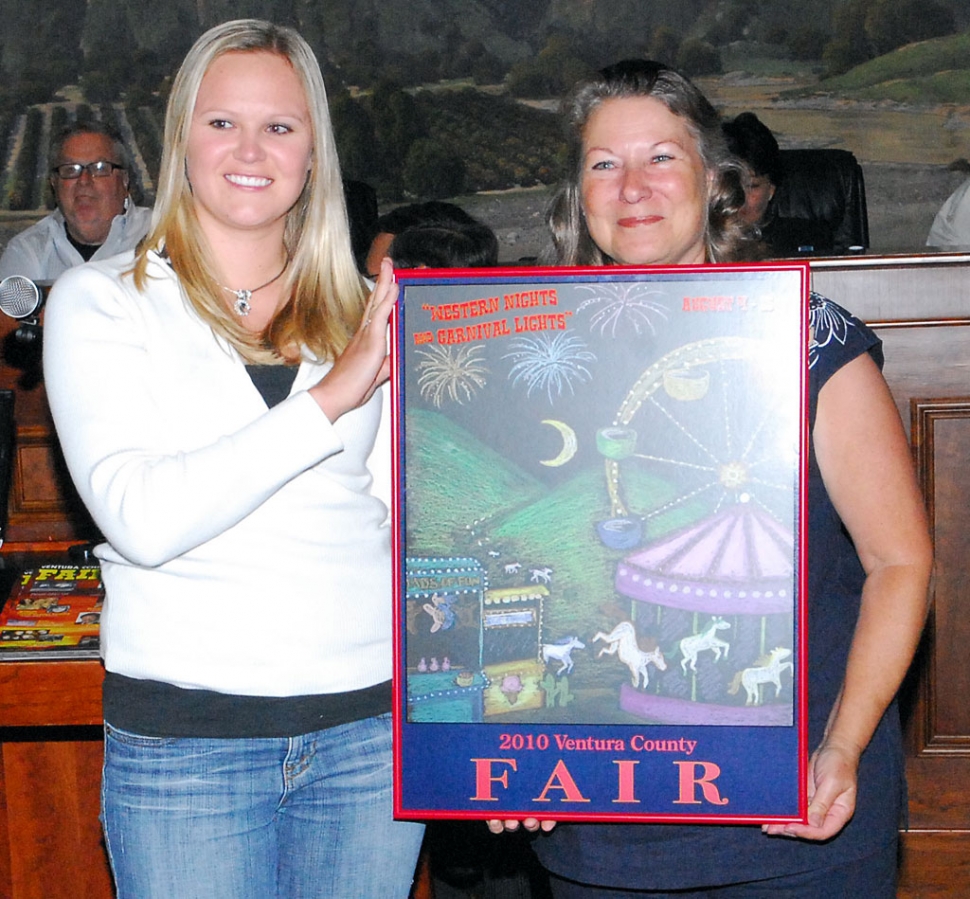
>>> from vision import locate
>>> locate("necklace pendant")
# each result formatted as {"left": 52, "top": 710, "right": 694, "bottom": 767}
{"left": 233, "top": 289, "right": 252, "bottom": 316}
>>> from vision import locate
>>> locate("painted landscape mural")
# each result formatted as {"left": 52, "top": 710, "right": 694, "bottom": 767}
{"left": 0, "top": 0, "right": 969, "bottom": 259}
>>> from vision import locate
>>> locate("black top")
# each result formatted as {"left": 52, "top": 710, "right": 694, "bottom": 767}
{"left": 761, "top": 215, "right": 836, "bottom": 258}
{"left": 64, "top": 225, "right": 100, "bottom": 261}
{"left": 102, "top": 673, "right": 391, "bottom": 738}
{"left": 245, "top": 363, "right": 298, "bottom": 409}
{"left": 534, "top": 295, "right": 902, "bottom": 888}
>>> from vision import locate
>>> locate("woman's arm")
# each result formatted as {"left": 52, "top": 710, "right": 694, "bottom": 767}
{"left": 765, "top": 352, "right": 933, "bottom": 840}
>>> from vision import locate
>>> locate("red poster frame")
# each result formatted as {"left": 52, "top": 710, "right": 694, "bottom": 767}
{"left": 392, "top": 262, "right": 810, "bottom": 824}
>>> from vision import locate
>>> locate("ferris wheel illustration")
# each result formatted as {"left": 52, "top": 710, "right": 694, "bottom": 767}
{"left": 593, "top": 334, "right": 803, "bottom": 725}
{"left": 594, "top": 335, "right": 800, "bottom": 551}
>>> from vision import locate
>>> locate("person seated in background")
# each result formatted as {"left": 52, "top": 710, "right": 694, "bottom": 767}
{"left": 0, "top": 121, "right": 151, "bottom": 283}
{"left": 926, "top": 171, "right": 970, "bottom": 247}
{"left": 390, "top": 219, "right": 499, "bottom": 269}
{"left": 364, "top": 200, "right": 481, "bottom": 276}
{"left": 722, "top": 111, "right": 780, "bottom": 229}
{"left": 722, "top": 112, "right": 835, "bottom": 257}
{"left": 342, "top": 179, "right": 379, "bottom": 273}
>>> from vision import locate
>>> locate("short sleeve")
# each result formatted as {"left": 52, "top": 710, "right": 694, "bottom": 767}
{"left": 808, "top": 292, "right": 883, "bottom": 393}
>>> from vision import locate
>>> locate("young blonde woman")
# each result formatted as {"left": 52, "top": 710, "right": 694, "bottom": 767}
{"left": 43, "top": 19, "right": 423, "bottom": 899}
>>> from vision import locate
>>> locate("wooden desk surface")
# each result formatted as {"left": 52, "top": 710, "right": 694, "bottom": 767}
{"left": 0, "top": 559, "right": 111, "bottom": 898}
{"left": 0, "top": 658, "right": 103, "bottom": 727}
{"left": 0, "top": 558, "right": 104, "bottom": 728}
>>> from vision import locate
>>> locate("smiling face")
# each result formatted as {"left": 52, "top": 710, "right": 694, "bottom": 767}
{"left": 185, "top": 50, "right": 313, "bottom": 244}
{"left": 53, "top": 132, "right": 129, "bottom": 246}
{"left": 580, "top": 96, "right": 711, "bottom": 266}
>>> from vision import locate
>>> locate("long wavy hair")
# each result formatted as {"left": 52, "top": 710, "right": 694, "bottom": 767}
{"left": 132, "top": 19, "right": 365, "bottom": 363}
{"left": 545, "top": 59, "right": 750, "bottom": 266}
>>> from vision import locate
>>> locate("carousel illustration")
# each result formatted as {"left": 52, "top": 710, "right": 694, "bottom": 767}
{"left": 593, "top": 336, "right": 799, "bottom": 726}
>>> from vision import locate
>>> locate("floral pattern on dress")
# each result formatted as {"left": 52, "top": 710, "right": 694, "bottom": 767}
{"left": 808, "top": 291, "right": 855, "bottom": 370}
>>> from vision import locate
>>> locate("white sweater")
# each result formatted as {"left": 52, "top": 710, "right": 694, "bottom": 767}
{"left": 43, "top": 251, "right": 393, "bottom": 697}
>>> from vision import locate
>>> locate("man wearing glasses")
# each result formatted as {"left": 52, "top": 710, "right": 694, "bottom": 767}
{"left": 0, "top": 122, "right": 151, "bottom": 282}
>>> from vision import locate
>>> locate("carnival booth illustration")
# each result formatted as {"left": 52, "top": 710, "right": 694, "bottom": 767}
{"left": 405, "top": 557, "right": 487, "bottom": 723}
{"left": 481, "top": 584, "right": 547, "bottom": 717}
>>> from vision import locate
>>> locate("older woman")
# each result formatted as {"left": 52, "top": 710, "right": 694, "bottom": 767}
{"left": 495, "top": 60, "right": 932, "bottom": 899}
{"left": 43, "top": 19, "right": 423, "bottom": 899}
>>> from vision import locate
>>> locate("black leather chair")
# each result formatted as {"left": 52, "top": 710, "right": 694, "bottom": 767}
{"left": 766, "top": 149, "right": 869, "bottom": 256}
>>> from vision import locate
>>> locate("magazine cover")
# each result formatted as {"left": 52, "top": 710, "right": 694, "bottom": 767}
{"left": 393, "top": 263, "right": 810, "bottom": 823}
{"left": 0, "top": 564, "right": 102, "bottom": 660}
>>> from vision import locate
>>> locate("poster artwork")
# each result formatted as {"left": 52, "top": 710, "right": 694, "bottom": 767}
{"left": 393, "top": 264, "right": 810, "bottom": 823}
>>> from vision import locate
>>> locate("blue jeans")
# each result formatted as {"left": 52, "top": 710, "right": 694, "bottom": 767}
{"left": 101, "top": 713, "right": 425, "bottom": 899}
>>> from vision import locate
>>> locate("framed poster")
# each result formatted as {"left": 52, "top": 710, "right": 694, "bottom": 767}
{"left": 392, "top": 263, "right": 810, "bottom": 824}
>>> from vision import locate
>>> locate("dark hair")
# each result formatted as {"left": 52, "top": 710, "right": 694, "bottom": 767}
{"left": 390, "top": 221, "right": 499, "bottom": 269}
{"left": 343, "top": 179, "right": 378, "bottom": 272}
{"left": 376, "top": 201, "right": 477, "bottom": 236}
{"left": 545, "top": 59, "right": 748, "bottom": 265}
{"left": 722, "top": 112, "right": 781, "bottom": 186}
{"left": 50, "top": 120, "right": 129, "bottom": 170}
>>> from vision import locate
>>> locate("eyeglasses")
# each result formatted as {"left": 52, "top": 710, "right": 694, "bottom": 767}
{"left": 51, "top": 160, "right": 125, "bottom": 180}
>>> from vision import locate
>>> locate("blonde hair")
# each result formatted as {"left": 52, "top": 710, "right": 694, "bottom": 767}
{"left": 132, "top": 19, "right": 366, "bottom": 363}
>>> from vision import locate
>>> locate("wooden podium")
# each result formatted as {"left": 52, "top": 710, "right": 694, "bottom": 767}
{"left": 0, "top": 307, "right": 115, "bottom": 898}
{"left": 0, "top": 657, "right": 111, "bottom": 899}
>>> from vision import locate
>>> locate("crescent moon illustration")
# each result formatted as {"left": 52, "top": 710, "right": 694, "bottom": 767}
{"left": 540, "top": 419, "right": 578, "bottom": 467}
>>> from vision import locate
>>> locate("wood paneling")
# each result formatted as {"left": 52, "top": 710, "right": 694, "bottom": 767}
{"left": 0, "top": 659, "right": 109, "bottom": 899}
{"left": 899, "top": 832, "right": 970, "bottom": 898}
{"left": 813, "top": 252, "right": 970, "bottom": 897}
{"left": 911, "top": 400, "right": 970, "bottom": 750}
{"left": 0, "top": 732, "right": 112, "bottom": 899}
{"left": 0, "top": 315, "right": 97, "bottom": 549}
{"left": 0, "top": 660, "right": 103, "bottom": 728}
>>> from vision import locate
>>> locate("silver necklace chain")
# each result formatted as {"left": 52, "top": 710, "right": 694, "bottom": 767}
{"left": 219, "top": 254, "right": 289, "bottom": 316}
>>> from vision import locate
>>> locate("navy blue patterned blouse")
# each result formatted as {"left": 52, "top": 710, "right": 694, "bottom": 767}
{"left": 533, "top": 295, "right": 902, "bottom": 889}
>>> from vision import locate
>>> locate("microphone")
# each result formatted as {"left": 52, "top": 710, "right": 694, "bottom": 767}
{"left": 0, "top": 276, "right": 53, "bottom": 343}
{"left": 0, "top": 276, "right": 51, "bottom": 319}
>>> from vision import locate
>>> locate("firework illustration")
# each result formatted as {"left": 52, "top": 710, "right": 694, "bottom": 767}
{"left": 416, "top": 343, "right": 489, "bottom": 407}
{"left": 504, "top": 331, "right": 596, "bottom": 403}
{"left": 575, "top": 283, "right": 669, "bottom": 337}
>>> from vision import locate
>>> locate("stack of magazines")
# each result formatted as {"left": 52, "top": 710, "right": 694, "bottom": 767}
{"left": 0, "top": 564, "right": 102, "bottom": 660}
